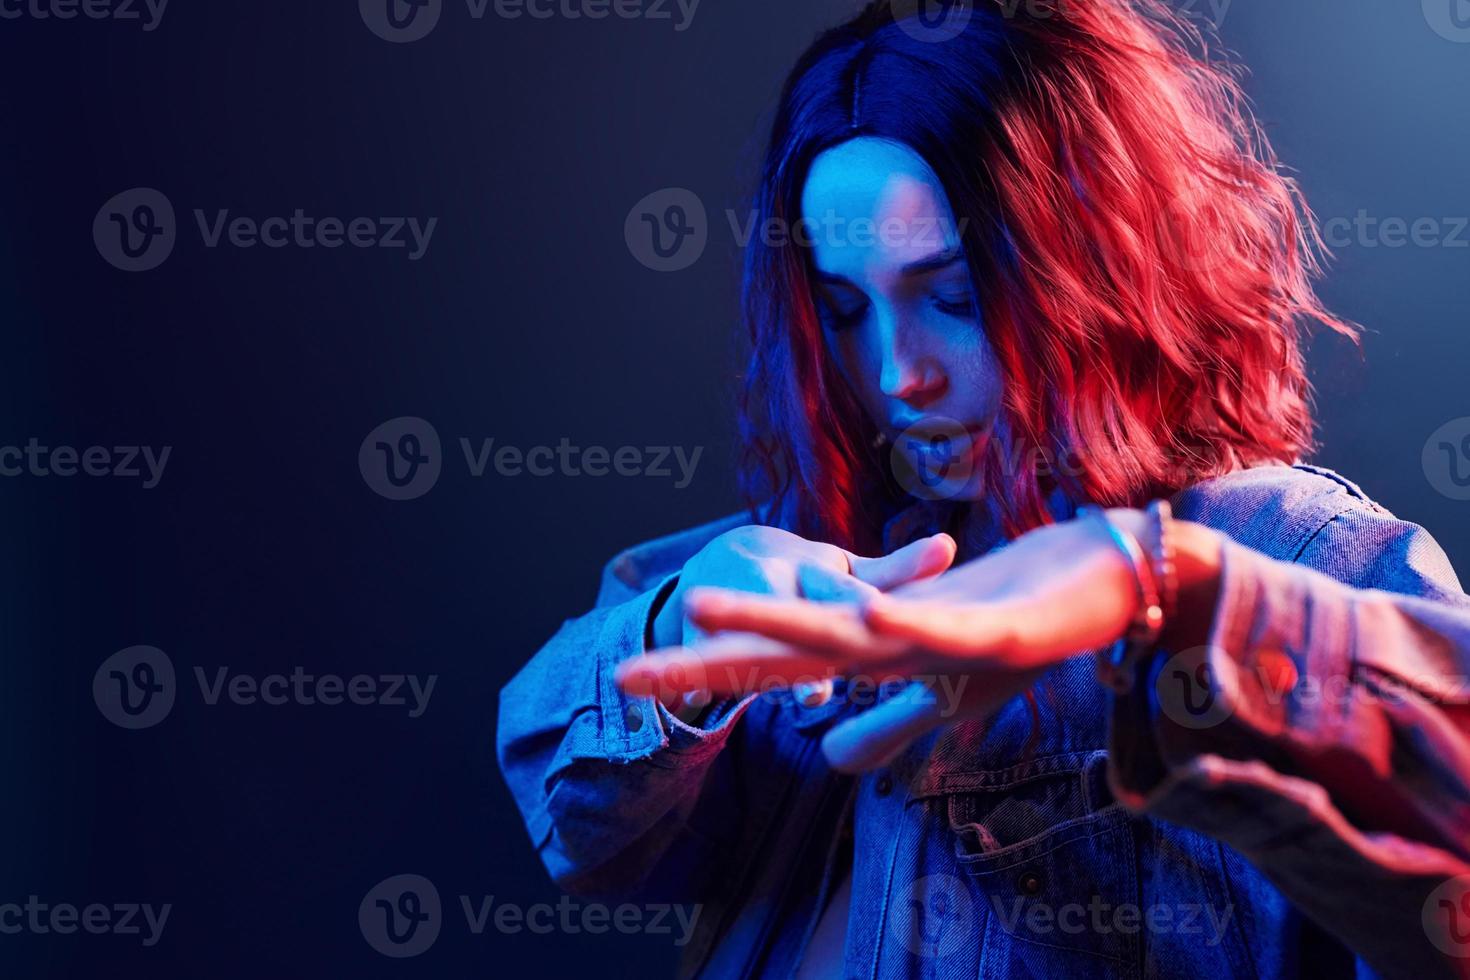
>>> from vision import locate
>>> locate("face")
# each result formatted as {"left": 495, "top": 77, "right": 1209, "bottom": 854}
{"left": 799, "top": 137, "right": 1002, "bottom": 500}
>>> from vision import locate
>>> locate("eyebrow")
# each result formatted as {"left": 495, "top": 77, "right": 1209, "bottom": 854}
{"left": 813, "top": 246, "right": 965, "bottom": 285}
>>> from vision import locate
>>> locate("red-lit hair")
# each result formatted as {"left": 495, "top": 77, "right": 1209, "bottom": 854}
{"left": 738, "top": 0, "right": 1358, "bottom": 553}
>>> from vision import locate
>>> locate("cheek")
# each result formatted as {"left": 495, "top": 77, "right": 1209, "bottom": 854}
{"left": 945, "top": 326, "right": 1004, "bottom": 415}
{"left": 829, "top": 331, "right": 886, "bottom": 408}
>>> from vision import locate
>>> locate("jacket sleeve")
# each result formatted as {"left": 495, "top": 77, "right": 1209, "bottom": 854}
{"left": 495, "top": 515, "right": 763, "bottom": 901}
{"left": 1108, "top": 504, "right": 1470, "bottom": 978}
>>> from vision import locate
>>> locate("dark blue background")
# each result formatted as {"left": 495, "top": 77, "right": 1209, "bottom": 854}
{"left": 0, "top": 1, "right": 1466, "bottom": 976}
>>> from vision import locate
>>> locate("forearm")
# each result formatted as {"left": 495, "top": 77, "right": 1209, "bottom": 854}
{"left": 1105, "top": 525, "right": 1470, "bottom": 976}
{"left": 496, "top": 578, "right": 756, "bottom": 894}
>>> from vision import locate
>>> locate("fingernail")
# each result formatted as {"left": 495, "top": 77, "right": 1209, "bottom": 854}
{"left": 685, "top": 589, "right": 723, "bottom": 613}
{"left": 793, "top": 678, "right": 834, "bottom": 708}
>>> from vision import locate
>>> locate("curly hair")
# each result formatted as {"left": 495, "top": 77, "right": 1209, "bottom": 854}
{"left": 738, "top": 0, "right": 1358, "bottom": 552}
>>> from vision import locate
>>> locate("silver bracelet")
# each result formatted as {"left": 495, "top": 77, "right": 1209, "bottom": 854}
{"left": 1076, "top": 504, "right": 1166, "bottom": 695}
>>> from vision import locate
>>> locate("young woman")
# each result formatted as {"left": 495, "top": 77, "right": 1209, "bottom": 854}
{"left": 498, "top": 2, "right": 1470, "bottom": 976}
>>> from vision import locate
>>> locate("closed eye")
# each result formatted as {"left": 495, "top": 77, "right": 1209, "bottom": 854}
{"left": 931, "top": 292, "right": 978, "bottom": 319}
{"left": 817, "top": 297, "right": 868, "bottom": 331}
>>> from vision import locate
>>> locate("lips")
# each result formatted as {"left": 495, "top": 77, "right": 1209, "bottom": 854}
{"left": 886, "top": 416, "right": 987, "bottom": 446}
{"left": 887, "top": 415, "right": 986, "bottom": 501}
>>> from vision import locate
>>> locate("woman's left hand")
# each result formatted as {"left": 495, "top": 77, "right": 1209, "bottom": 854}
{"left": 616, "top": 508, "right": 1223, "bottom": 772}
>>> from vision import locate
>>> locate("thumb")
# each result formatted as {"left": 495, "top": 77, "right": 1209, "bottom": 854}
{"left": 847, "top": 533, "right": 957, "bottom": 592}
{"left": 820, "top": 680, "right": 948, "bottom": 773}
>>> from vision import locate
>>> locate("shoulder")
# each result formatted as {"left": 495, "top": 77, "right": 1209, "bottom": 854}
{"left": 1173, "top": 463, "right": 1465, "bottom": 599}
{"left": 1171, "top": 462, "right": 1386, "bottom": 560}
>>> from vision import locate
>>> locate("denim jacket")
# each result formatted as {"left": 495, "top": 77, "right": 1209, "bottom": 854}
{"left": 497, "top": 464, "right": 1470, "bottom": 978}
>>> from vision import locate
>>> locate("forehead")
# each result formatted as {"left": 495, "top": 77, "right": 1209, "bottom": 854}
{"left": 799, "top": 137, "right": 960, "bottom": 275}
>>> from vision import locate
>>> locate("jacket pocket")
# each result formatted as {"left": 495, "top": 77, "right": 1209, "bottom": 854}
{"left": 942, "top": 751, "right": 1141, "bottom": 976}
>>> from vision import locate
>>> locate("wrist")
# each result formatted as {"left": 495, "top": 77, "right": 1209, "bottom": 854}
{"left": 1158, "top": 520, "right": 1223, "bottom": 651}
{"left": 648, "top": 577, "right": 684, "bottom": 650}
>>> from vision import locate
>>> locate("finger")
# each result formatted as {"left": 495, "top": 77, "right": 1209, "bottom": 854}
{"left": 847, "top": 533, "right": 957, "bottom": 591}
{"left": 796, "top": 561, "right": 880, "bottom": 604}
{"left": 615, "top": 635, "right": 837, "bottom": 699}
{"left": 668, "top": 688, "right": 713, "bottom": 725}
{"left": 861, "top": 594, "right": 1015, "bottom": 655}
{"left": 792, "top": 677, "right": 835, "bottom": 708}
{"left": 685, "top": 588, "right": 893, "bottom": 658}
{"left": 820, "top": 681, "right": 949, "bottom": 773}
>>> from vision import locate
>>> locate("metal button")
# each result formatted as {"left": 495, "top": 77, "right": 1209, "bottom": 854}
{"left": 1016, "top": 871, "right": 1044, "bottom": 896}
{"left": 624, "top": 703, "right": 644, "bottom": 733}
{"left": 874, "top": 773, "right": 893, "bottom": 797}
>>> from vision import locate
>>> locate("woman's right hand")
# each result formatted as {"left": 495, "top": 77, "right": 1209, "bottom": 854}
{"left": 647, "top": 525, "right": 956, "bottom": 711}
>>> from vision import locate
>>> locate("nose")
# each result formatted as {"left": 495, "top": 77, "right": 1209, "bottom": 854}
{"left": 877, "top": 317, "right": 948, "bottom": 409}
